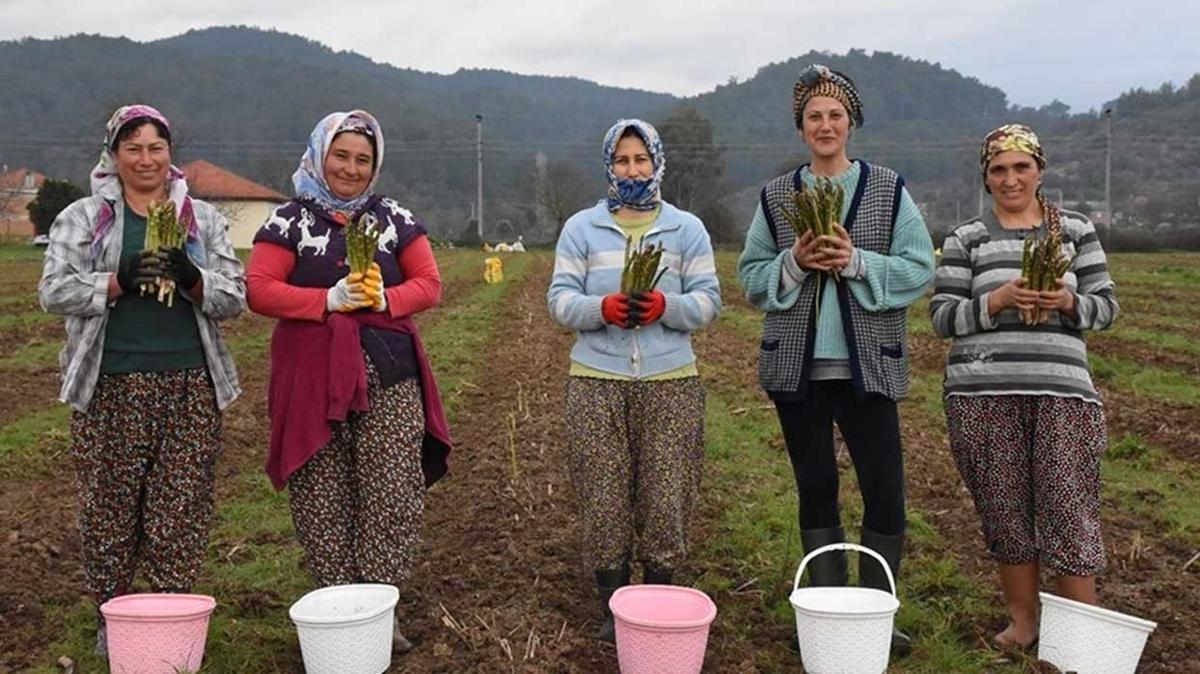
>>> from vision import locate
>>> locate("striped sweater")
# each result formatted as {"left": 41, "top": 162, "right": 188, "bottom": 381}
{"left": 930, "top": 209, "right": 1118, "bottom": 403}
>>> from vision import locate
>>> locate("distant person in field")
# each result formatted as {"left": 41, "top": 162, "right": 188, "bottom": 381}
{"left": 737, "top": 64, "right": 934, "bottom": 655}
{"left": 547, "top": 118, "right": 721, "bottom": 643}
{"left": 930, "top": 124, "right": 1119, "bottom": 651}
{"left": 37, "top": 104, "right": 245, "bottom": 659}
{"left": 245, "top": 110, "right": 451, "bottom": 656}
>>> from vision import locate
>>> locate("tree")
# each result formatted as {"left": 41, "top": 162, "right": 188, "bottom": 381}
{"left": 534, "top": 155, "right": 592, "bottom": 237}
{"left": 27, "top": 179, "right": 85, "bottom": 235}
{"left": 657, "top": 108, "right": 726, "bottom": 214}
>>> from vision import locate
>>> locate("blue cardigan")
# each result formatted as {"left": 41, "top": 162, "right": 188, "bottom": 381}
{"left": 547, "top": 200, "right": 721, "bottom": 378}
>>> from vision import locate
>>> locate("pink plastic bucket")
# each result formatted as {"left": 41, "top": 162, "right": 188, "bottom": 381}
{"left": 610, "top": 585, "right": 718, "bottom": 674}
{"left": 100, "top": 593, "right": 216, "bottom": 674}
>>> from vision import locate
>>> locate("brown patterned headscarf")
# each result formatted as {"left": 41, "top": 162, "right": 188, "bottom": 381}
{"left": 980, "top": 123, "right": 1059, "bottom": 232}
{"left": 792, "top": 64, "right": 864, "bottom": 129}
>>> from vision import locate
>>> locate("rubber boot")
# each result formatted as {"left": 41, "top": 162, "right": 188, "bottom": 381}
{"left": 595, "top": 565, "right": 630, "bottom": 643}
{"left": 860, "top": 528, "right": 912, "bottom": 656}
{"left": 800, "top": 526, "right": 849, "bottom": 587}
{"left": 643, "top": 566, "right": 673, "bottom": 585}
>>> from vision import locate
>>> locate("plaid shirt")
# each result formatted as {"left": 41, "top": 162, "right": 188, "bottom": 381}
{"left": 38, "top": 195, "right": 245, "bottom": 411}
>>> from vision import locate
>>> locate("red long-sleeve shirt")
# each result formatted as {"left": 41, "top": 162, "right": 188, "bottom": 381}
{"left": 247, "top": 234, "right": 442, "bottom": 321}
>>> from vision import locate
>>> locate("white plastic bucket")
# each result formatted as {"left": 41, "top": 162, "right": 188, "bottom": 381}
{"left": 789, "top": 543, "right": 899, "bottom": 674}
{"left": 289, "top": 583, "right": 399, "bottom": 674}
{"left": 1038, "top": 592, "right": 1157, "bottom": 674}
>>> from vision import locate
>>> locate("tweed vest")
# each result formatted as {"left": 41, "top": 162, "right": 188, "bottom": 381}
{"left": 757, "top": 161, "right": 911, "bottom": 401}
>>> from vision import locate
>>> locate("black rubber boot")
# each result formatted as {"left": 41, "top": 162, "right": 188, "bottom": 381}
{"left": 595, "top": 565, "right": 631, "bottom": 643}
{"left": 800, "top": 526, "right": 848, "bottom": 587}
{"left": 860, "top": 528, "right": 912, "bottom": 657}
{"left": 643, "top": 567, "right": 673, "bottom": 585}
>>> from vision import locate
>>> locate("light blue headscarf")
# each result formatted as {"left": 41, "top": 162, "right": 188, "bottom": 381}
{"left": 292, "top": 110, "right": 385, "bottom": 217}
{"left": 603, "top": 118, "right": 665, "bottom": 212}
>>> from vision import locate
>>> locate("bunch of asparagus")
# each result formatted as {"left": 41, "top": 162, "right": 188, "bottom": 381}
{"left": 780, "top": 177, "right": 846, "bottom": 278}
{"left": 143, "top": 200, "right": 185, "bottom": 306}
{"left": 345, "top": 213, "right": 381, "bottom": 275}
{"left": 620, "top": 237, "right": 667, "bottom": 294}
{"left": 1019, "top": 229, "right": 1071, "bottom": 325}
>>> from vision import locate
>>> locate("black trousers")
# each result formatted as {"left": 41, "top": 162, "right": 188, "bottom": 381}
{"left": 774, "top": 380, "right": 906, "bottom": 535}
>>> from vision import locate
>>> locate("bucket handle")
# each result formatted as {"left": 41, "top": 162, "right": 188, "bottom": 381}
{"left": 792, "top": 542, "right": 897, "bottom": 597}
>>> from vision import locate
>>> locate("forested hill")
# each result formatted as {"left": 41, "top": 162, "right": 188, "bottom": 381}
{"left": 1, "top": 26, "right": 1195, "bottom": 242}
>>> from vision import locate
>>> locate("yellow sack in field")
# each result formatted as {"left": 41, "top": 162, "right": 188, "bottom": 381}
{"left": 483, "top": 256, "right": 504, "bottom": 284}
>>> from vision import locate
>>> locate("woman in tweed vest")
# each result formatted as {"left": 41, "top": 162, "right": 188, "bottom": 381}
{"left": 37, "top": 104, "right": 245, "bottom": 659}
{"left": 737, "top": 65, "right": 934, "bottom": 655}
{"left": 931, "top": 124, "right": 1118, "bottom": 651}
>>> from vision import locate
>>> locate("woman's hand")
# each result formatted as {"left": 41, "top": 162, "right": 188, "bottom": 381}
{"left": 1038, "top": 278, "right": 1077, "bottom": 320}
{"left": 792, "top": 230, "right": 831, "bottom": 272}
{"left": 159, "top": 247, "right": 202, "bottom": 292}
{"left": 601, "top": 293, "right": 633, "bottom": 327}
{"left": 986, "top": 277, "right": 1039, "bottom": 316}
{"left": 815, "top": 223, "right": 854, "bottom": 272}
{"left": 115, "top": 250, "right": 164, "bottom": 296}
{"left": 361, "top": 262, "right": 388, "bottom": 313}
{"left": 629, "top": 290, "right": 665, "bottom": 326}
{"left": 326, "top": 274, "right": 371, "bottom": 313}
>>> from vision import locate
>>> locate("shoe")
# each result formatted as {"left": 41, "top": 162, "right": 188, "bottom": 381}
{"left": 594, "top": 565, "right": 631, "bottom": 643}
{"left": 392, "top": 606, "right": 414, "bottom": 654}
{"left": 95, "top": 621, "right": 108, "bottom": 660}
{"left": 860, "top": 528, "right": 912, "bottom": 657}
{"left": 643, "top": 566, "right": 673, "bottom": 585}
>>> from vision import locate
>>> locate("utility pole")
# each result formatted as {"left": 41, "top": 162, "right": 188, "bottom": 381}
{"left": 475, "top": 114, "right": 484, "bottom": 242}
{"left": 1104, "top": 108, "right": 1113, "bottom": 234}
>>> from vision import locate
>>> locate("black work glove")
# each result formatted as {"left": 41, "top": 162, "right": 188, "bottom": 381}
{"left": 160, "top": 246, "right": 202, "bottom": 292}
{"left": 116, "top": 250, "right": 163, "bottom": 295}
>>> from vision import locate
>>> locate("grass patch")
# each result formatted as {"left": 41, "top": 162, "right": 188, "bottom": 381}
{"left": 1103, "top": 434, "right": 1200, "bottom": 542}
{"left": 695, "top": 317, "right": 1018, "bottom": 672}
{"left": 1089, "top": 353, "right": 1200, "bottom": 407}
{"left": 0, "top": 405, "right": 70, "bottom": 479}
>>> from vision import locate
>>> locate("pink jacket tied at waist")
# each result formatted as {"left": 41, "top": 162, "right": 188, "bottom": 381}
{"left": 264, "top": 312, "right": 451, "bottom": 489}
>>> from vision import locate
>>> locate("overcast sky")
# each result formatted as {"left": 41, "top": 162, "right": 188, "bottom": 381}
{"left": 3, "top": 0, "right": 1197, "bottom": 112}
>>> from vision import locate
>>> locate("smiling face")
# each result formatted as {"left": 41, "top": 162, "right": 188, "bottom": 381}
{"left": 114, "top": 122, "right": 171, "bottom": 196}
{"left": 986, "top": 150, "right": 1042, "bottom": 214}
{"left": 323, "top": 131, "right": 375, "bottom": 200}
{"left": 611, "top": 133, "right": 653, "bottom": 180}
{"left": 800, "top": 96, "right": 851, "bottom": 161}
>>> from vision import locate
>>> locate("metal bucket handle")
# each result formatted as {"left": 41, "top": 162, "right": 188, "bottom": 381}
{"left": 792, "top": 542, "right": 897, "bottom": 597}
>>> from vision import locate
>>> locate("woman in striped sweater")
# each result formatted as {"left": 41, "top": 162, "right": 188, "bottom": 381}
{"left": 930, "top": 124, "right": 1119, "bottom": 651}
{"left": 547, "top": 118, "right": 721, "bottom": 642}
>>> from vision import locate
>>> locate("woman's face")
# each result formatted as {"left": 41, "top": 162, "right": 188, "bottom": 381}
{"left": 323, "top": 132, "right": 375, "bottom": 200}
{"left": 800, "top": 96, "right": 851, "bottom": 160}
{"left": 115, "top": 123, "right": 171, "bottom": 196}
{"left": 986, "top": 150, "right": 1042, "bottom": 214}
{"left": 611, "top": 134, "right": 653, "bottom": 180}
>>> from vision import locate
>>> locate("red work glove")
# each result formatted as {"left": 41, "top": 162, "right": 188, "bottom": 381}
{"left": 630, "top": 290, "right": 666, "bottom": 326}
{"left": 601, "top": 293, "right": 632, "bottom": 327}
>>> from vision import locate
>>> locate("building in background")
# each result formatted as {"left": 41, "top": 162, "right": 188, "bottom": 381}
{"left": 182, "top": 160, "right": 288, "bottom": 248}
{"left": 0, "top": 167, "right": 46, "bottom": 237}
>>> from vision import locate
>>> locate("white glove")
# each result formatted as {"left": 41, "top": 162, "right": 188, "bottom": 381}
{"left": 326, "top": 276, "right": 370, "bottom": 313}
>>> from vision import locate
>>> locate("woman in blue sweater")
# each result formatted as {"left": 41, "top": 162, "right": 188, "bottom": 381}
{"left": 737, "top": 65, "right": 935, "bottom": 654}
{"left": 547, "top": 118, "right": 721, "bottom": 642}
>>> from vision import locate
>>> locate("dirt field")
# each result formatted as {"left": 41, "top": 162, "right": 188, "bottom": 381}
{"left": 1, "top": 247, "right": 1197, "bottom": 672}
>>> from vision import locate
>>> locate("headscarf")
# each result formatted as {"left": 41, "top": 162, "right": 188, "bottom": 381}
{"left": 793, "top": 64, "right": 865, "bottom": 129}
{"left": 292, "top": 110, "right": 385, "bottom": 219}
{"left": 979, "top": 123, "right": 1060, "bottom": 231}
{"left": 602, "top": 118, "right": 665, "bottom": 213}
{"left": 89, "top": 104, "right": 197, "bottom": 259}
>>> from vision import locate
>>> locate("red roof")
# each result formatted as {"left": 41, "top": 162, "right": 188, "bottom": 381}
{"left": 182, "top": 160, "right": 287, "bottom": 202}
{"left": 0, "top": 167, "right": 46, "bottom": 191}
